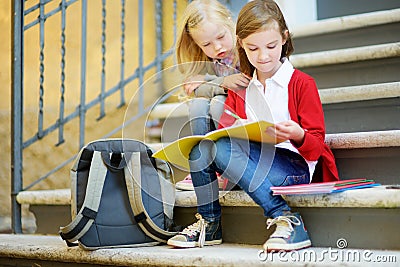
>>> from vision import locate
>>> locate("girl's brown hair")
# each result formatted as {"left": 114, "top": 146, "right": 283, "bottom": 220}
{"left": 236, "top": 0, "right": 294, "bottom": 77}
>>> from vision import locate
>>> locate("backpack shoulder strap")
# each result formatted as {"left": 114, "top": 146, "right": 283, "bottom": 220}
{"left": 59, "top": 151, "right": 108, "bottom": 245}
{"left": 124, "top": 152, "right": 177, "bottom": 243}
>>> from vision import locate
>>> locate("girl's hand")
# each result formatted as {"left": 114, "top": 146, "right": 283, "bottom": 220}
{"left": 221, "top": 73, "right": 251, "bottom": 91}
{"left": 183, "top": 75, "right": 205, "bottom": 95}
{"left": 266, "top": 120, "right": 305, "bottom": 145}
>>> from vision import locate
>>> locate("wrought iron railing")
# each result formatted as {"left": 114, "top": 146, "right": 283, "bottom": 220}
{"left": 11, "top": 0, "right": 178, "bottom": 233}
{"left": 10, "top": 0, "right": 244, "bottom": 234}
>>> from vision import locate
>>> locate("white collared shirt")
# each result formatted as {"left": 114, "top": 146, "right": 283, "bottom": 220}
{"left": 245, "top": 58, "right": 317, "bottom": 178}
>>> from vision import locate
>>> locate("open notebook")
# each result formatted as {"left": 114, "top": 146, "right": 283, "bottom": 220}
{"left": 152, "top": 120, "right": 284, "bottom": 170}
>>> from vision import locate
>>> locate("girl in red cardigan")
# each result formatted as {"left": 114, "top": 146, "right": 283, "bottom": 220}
{"left": 167, "top": 0, "right": 338, "bottom": 251}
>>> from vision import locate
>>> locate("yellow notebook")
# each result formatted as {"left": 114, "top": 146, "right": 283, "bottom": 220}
{"left": 152, "top": 120, "right": 284, "bottom": 170}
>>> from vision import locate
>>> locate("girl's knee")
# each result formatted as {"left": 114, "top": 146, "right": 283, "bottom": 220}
{"left": 215, "top": 137, "right": 230, "bottom": 150}
{"left": 188, "top": 98, "right": 210, "bottom": 118}
{"left": 189, "top": 140, "right": 215, "bottom": 161}
{"left": 209, "top": 96, "right": 226, "bottom": 126}
{"left": 214, "top": 138, "right": 231, "bottom": 166}
{"left": 209, "top": 96, "right": 226, "bottom": 115}
{"left": 189, "top": 140, "right": 216, "bottom": 172}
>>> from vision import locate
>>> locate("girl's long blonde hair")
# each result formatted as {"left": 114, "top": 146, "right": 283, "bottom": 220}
{"left": 236, "top": 0, "right": 294, "bottom": 77}
{"left": 176, "top": 0, "right": 237, "bottom": 76}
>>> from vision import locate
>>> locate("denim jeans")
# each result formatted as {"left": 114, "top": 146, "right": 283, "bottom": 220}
{"left": 189, "top": 137, "right": 310, "bottom": 221}
{"left": 188, "top": 95, "right": 226, "bottom": 135}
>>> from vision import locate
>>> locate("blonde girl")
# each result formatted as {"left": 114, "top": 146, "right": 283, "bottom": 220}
{"left": 176, "top": 0, "right": 249, "bottom": 97}
{"left": 174, "top": 0, "right": 250, "bottom": 191}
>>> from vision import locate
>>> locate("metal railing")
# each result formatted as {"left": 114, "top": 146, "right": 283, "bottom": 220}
{"left": 11, "top": 0, "right": 178, "bottom": 233}
{"left": 10, "top": 0, "right": 244, "bottom": 235}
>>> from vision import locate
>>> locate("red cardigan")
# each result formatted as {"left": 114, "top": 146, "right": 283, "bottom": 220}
{"left": 218, "top": 69, "right": 339, "bottom": 182}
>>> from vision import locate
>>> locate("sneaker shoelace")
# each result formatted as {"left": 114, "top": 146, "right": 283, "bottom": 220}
{"left": 180, "top": 213, "right": 207, "bottom": 247}
{"left": 266, "top": 215, "right": 301, "bottom": 239}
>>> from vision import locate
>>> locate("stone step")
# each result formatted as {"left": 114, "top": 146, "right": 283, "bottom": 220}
{"left": 147, "top": 82, "right": 400, "bottom": 138}
{"left": 291, "top": 42, "right": 400, "bottom": 88}
{"left": 16, "top": 130, "right": 397, "bottom": 203}
{"left": 328, "top": 130, "right": 400, "bottom": 185}
{"left": 175, "top": 186, "right": 400, "bottom": 209}
{"left": 148, "top": 83, "right": 400, "bottom": 120}
{"left": 17, "top": 184, "right": 400, "bottom": 209}
{"left": 16, "top": 186, "right": 400, "bottom": 249}
{"left": 173, "top": 187, "right": 400, "bottom": 250}
{"left": 291, "top": 42, "right": 400, "bottom": 76}
{"left": 15, "top": 130, "right": 400, "bottom": 246}
{"left": 12, "top": 185, "right": 400, "bottom": 250}
{"left": 16, "top": 166, "right": 400, "bottom": 249}
{"left": 2, "top": 234, "right": 399, "bottom": 267}
{"left": 321, "top": 82, "right": 400, "bottom": 133}
{"left": 292, "top": 8, "right": 400, "bottom": 53}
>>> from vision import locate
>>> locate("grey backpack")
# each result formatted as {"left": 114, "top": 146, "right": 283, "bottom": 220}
{"left": 59, "top": 139, "right": 178, "bottom": 250}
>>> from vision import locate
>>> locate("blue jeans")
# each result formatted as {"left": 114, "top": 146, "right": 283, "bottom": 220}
{"left": 189, "top": 137, "right": 310, "bottom": 221}
{"left": 188, "top": 95, "right": 226, "bottom": 135}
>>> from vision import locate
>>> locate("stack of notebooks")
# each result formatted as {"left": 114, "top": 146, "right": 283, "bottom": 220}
{"left": 271, "top": 178, "right": 380, "bottom": 195}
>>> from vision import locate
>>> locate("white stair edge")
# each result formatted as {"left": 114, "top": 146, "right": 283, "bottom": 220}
{"left": 1, "top": 234, "right": 399, "bottom": 267}
{"left": 291, "top": 42, "right": 400, "bottom": 68}
{"left": 16, "top": 189, "right": 71, "bottom": 206}
{"left": 319, "top": 82, "right": 400, "bottom": 104}
{"left": 147, "top": 130, "right": 400, "bottom": 150}
{"left": 325, "top": 130, "right": 400, "bottom": 149}
{"left": 175, "top": 186, "right": 400, "bottom": 209}
{"left": 147, "top": 129, "right": 400, "bottom": 151}
{"left": 149, "top": 82, "right": 400, "bottom": 119}
{"left": 149, "top": 101, "right": 190, "bottom": 120}
{"left": 292, "top": 8, "right": 400, "bottom": 38}
{"left": 16, "top": 185, "right": 400, "bottom": 209}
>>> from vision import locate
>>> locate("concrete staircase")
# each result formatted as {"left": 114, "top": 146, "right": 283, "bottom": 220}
{"left": 1, "top": 234, "right": 400, "bottom": 267}
{"left": 2, "top": 9, "right": 400, "bottom": 267}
